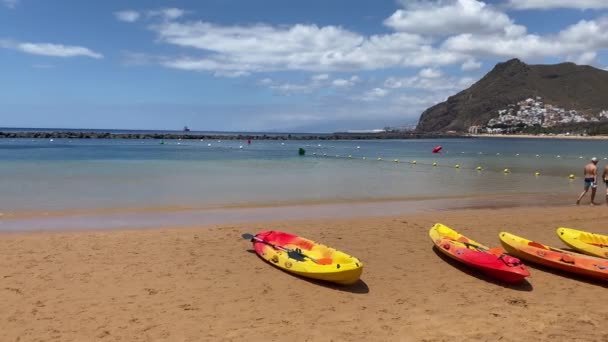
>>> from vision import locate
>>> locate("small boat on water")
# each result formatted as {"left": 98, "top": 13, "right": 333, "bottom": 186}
{"left": 183, "top": 126, "right": 190, "bottom": 132}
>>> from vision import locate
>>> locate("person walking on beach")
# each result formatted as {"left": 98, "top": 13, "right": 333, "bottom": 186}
{"left": 577, "top": 157, "right": 599, "bottom": 205}
{"left": 602, "top": 163, "right": 608, "bottom": 205}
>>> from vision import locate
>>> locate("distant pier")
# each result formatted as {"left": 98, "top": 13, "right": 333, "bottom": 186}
{"left": 0, "top": 131, "right": 470, "bottom": 140}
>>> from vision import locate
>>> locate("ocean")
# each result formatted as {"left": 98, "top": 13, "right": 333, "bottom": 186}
{"left": 0, "top": 137, "right": 600, "bottom": 216}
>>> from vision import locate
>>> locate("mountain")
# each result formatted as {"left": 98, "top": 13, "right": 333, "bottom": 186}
{"left": 416, "top": 59, "right": 608, "bottom": 132}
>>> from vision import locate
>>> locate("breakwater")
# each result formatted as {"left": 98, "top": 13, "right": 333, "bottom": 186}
{"left": 0, "top": 131, "right": 470, "bottom": 140}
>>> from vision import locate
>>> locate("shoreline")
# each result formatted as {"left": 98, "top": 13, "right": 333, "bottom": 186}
{"left": 471, "top": 133, "right": 608, "bottom": 140}
{"left": 0, "top": 191, "right": 562, "bottom": 220}
{"left": 1, "top": 206, "right": 607, "bottom": 341}
{"left": 0, "top": 192, "right": 573, "bottom": 233}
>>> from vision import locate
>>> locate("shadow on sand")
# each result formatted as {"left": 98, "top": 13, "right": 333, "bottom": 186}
{"left": 524, "top": 263, "right": 608, "bottom": 288}
{"left": 432, "top": 246, "right": 533, "bottom": 292}
{"left": 245, "top": 249, "right": 369, "bottom": 294}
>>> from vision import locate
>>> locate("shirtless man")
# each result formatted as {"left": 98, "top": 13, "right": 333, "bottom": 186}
{"left": 602, "top": 162, "right": 608, "bottom": 205}
{"left": 577, "top": 157, "right": 599, "bottom": 205}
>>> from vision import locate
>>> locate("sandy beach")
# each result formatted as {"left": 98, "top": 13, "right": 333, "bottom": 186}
{"left": 1, "top": 205, "right": 607, "bottom": 341}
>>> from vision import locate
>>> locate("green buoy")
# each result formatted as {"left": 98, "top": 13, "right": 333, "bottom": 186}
{"left": 298, "top": 148, "right": 306, "bottom": 156}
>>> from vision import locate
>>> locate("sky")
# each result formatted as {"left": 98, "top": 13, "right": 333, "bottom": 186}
{"left": 1, "top": 0, "right": 608, "bottom": 132}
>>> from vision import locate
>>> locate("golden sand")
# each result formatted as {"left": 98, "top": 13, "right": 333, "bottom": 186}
{"left": 1, "top": 206, "right": 607, "bottom": 341}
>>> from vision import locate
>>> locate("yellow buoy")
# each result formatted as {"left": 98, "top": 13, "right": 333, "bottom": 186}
{"left": 455, "top": 164, "right": 460, "bottom": 169}
{"left": 378, "top": 157, "right": 383, "bottom": 161}
{"left": 503, "top": 168, "right": 510, "bottom": 174}
{"left": 476, "top": 166, "right": 482, "bottom": 171}
{"left": 394, "top": 159, "right": 399, "bottom": 163}
{"left": 432, "top": 162, "right": 437, "bottom": 166}
{"left": 569, "top": 174, "right": 575, "bottom": 179}
{"left": 411, "top": 160, "right": 417, "bottom": 164}
{"left": 535, "top": 171, "right": 541, "bottom": 176}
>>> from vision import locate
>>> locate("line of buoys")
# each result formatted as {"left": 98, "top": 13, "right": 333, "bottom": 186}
{"left": 310, "top": 152, "right": 582, "bottom": 179}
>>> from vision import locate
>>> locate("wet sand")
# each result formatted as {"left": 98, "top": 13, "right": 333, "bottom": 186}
{"left": 0, "top": 192, "right": 570, "bottom": 232}
{"left": 1, "top": 206, "right": 608, "bottom": 341}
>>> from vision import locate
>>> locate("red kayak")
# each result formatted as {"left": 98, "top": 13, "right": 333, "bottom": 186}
{"left": 430, "top": 224, "right": 530, "bottom": 283}
{"left": 432, "top": 146, "right": 442, "bottom": 153}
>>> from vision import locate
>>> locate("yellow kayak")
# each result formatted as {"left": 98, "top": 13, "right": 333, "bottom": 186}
{"left": 557, "top": 227, "right": 608, "bottom": 259}
{"left": 245, "top": 231, "right": 363, "bottom": 285}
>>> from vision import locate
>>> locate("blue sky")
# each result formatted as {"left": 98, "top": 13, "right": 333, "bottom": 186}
{"left": 1, "top": 0, "right": 608, "bottom": 132}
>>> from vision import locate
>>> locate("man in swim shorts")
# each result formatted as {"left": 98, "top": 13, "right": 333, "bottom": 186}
{"left": 577, "top": 157, "right": 599, "bottom": 205}
{"left": 602, "top": 161, "right": 608, "bottom": 205}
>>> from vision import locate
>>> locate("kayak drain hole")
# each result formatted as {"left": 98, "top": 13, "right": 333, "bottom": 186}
{"left": 336, "top": 264, "right": 341, "bottom": 269}
{"left": 355, "top": 263, "right": 359, "bottom": 267}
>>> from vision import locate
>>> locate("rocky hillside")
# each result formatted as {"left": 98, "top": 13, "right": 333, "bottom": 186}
{"left": 416, "top": 59, "right": 608, "bottom": 132}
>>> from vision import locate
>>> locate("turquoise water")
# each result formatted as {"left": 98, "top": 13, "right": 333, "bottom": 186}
{"left": 0, "top": 137, "right": 602, "bottom": 213}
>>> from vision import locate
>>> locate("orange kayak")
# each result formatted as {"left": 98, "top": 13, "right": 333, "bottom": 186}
{"left": 499, "top": 232, "right": 608, "bottom": 281}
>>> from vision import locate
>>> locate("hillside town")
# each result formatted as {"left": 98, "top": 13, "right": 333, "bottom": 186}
{"left": 469, "top": 97, "right": 608, "bottom": 134}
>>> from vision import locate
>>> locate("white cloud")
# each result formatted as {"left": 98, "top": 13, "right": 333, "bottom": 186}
{"left": 384, "top": 0, "right": 519, "bottom": 36}
{"left": 384, "top": 74, "right": 472, "bottom": 91}
{"left": 214, "top": 70, "right": 250, "bottom": 78}
{"left": 134, "top": 1, "right": 608, "bottom": 90}
{"left": 17, "top": 42, "right": 103, "bottom": 58}
{"left": 509, "top": 0, "right": 608, "bottom": 10}
{"left": 332, "top": 75, "right": 360, "bottom": 88}
{"left": 461, "top": 59, "right": 482, "bottom": 70}
{"left": 151, "top": 20, "right": 472, "bottom": 74}
{"left": 418, "top": 68, "right": 442, "bottom": 78}
{"left": 258, "top": 78, "right": 273, "bottom": 86}
{"left": 441, "top": 18, "right": 608, "bottom": 60}
{"left": 362, "top": 88, "right": 389, "bottom": 101}
{"left": 312, "top": 74, "right": 330, "bottom": 81}
{"left": 1, "top": 40, "right": 103, "bottom": 59}
{"left": 2, "top": 0, "right": 18, "bottom": 9}
{"left": 269, "top": 82, "right": 315, "bottom": 94}
{"left": 569, "top": 51, "right": 597, "bottom": 65}
{"left": 115, "top": 10, "right": 140, "bottom": 23}
{"left": 148, "top": 8, "right": 186, "bottom": 20}
{"left": 257, "top": 76, "right": 327, "bottom": 94}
